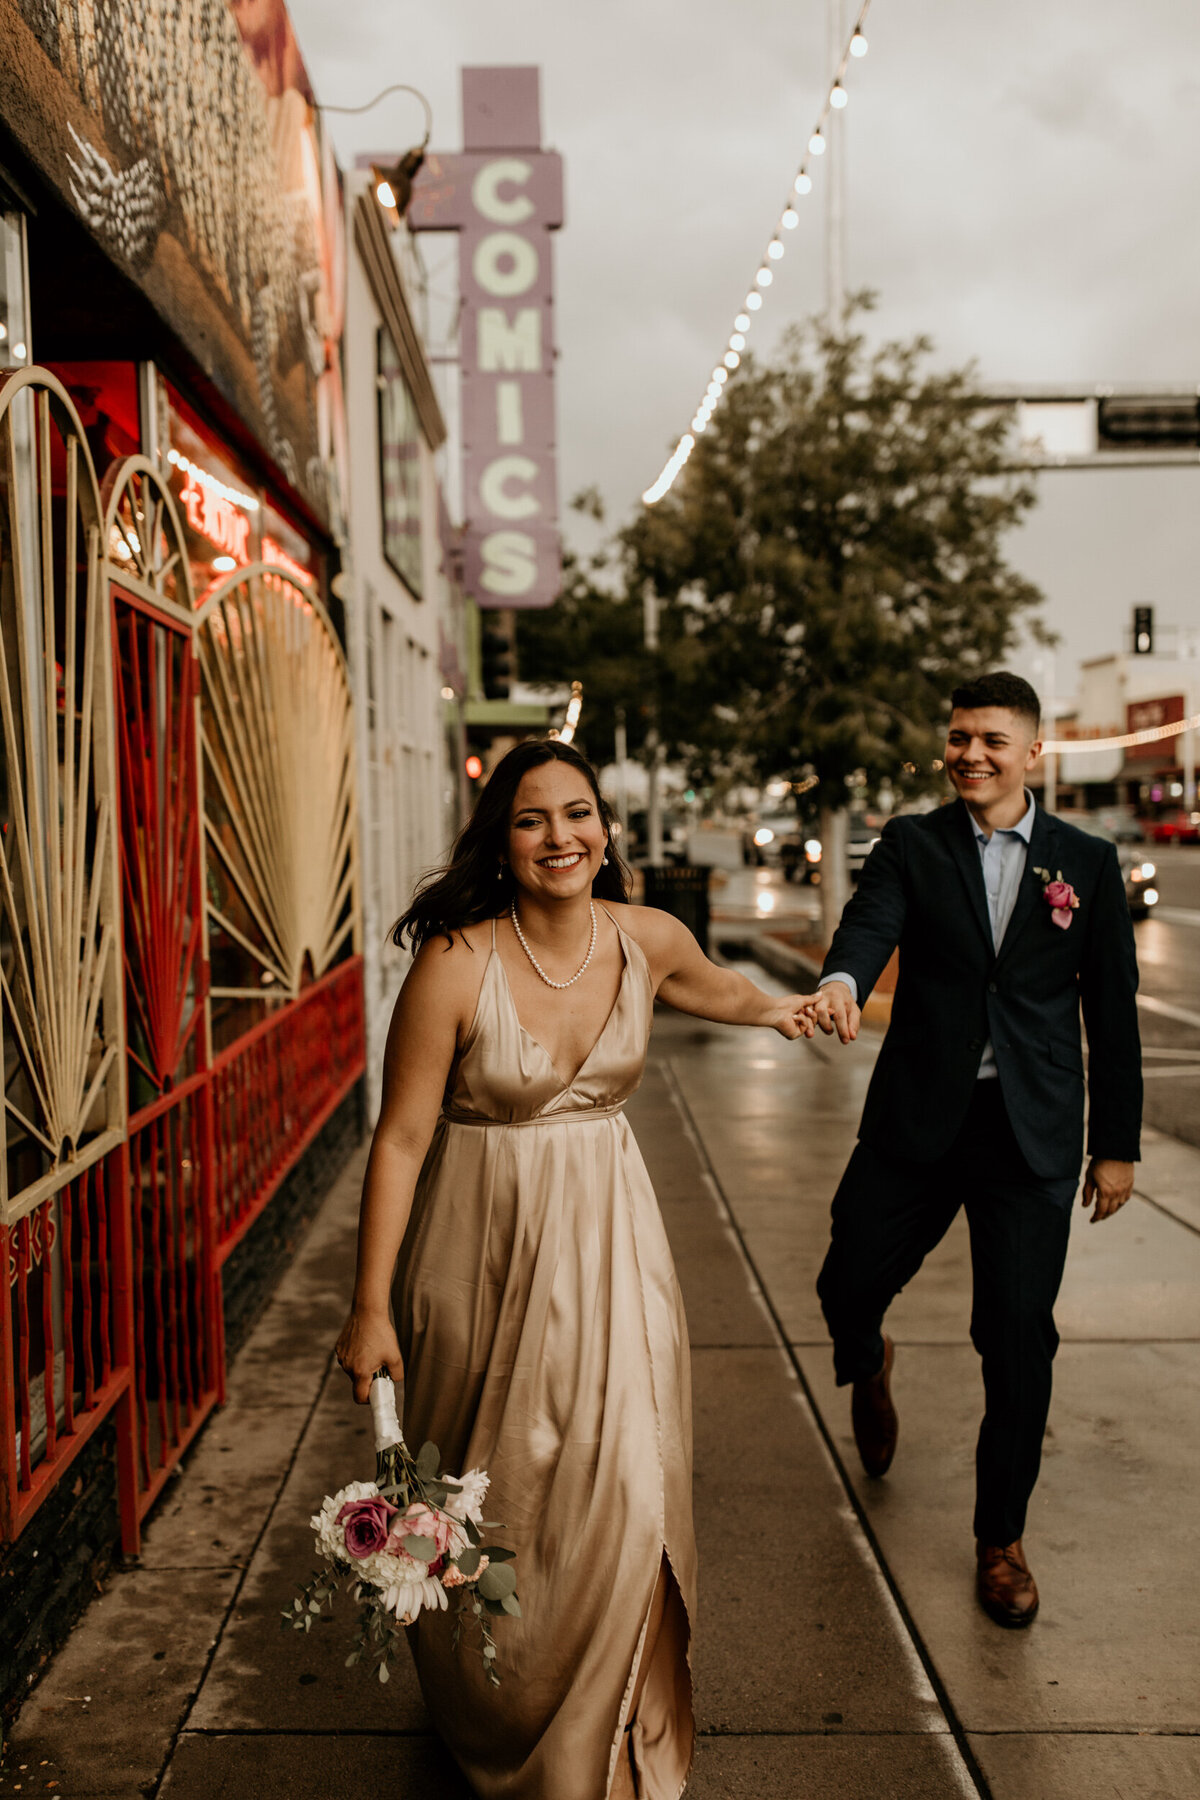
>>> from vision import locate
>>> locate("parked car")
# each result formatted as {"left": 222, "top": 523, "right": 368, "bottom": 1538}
{"left": 1074, "top": 818, "right": 1160, "bottom": 918}
{"left": 1147, "top": 808, "right": 1200, "bottom": 846}
{"left": 848, "top": 819, "right": 886, "bottom": 881}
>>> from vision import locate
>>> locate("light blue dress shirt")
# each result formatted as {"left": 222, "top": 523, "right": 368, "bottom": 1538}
{"left": 820, "top": 793, "right": 1037, "bottom": 1080}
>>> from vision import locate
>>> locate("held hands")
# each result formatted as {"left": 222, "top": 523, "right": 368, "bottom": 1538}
{"left": 335, "top": 1308, "right": 404, "bottom": 1404}
{"left": 768, "top": 993, "right": 825, "bottom": 1040}
{"left": 811, "top": 981, "right": 861, "bottom": 1045}
{"left": 1082, "top": 1158, "right": 1135, "bottom": 1224}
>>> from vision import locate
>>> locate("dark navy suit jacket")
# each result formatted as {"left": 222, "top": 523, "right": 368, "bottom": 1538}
{"left": 820, "top": 799, "right": 1142, "bottom": 1179}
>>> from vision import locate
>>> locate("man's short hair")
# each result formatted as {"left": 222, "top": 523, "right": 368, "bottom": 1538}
{"left": 949, "top": 670, "right": 1041, "bottom": 734}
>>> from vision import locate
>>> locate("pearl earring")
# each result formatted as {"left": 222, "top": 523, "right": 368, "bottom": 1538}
{"left": 497, "top": 862, "right": 505, "bottom": 880}
{"left": 602, "top": 854, "right": 610, "bottom": 866}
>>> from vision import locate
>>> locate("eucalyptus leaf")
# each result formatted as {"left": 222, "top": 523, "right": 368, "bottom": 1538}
{"left": 483, "top": 1546, "right": 516, "bottom": 1563}
{"left": 416, "top": 1441, "right": 441, "bottom": 1478}
{"left": 478, "top": 1562, "right": 517, "bottom": 1601}
{"left": 500, "top": 1593, "right": 522, "bottom": 1618}
{"left": 455, "top": 1547, "right": 483, "bottom": 1578}
{"left": 403, "top": 1534, "right": 438, "bottom": 1562}
{"left": 378, "top": 1661, "right": 390, "bottom": 1684}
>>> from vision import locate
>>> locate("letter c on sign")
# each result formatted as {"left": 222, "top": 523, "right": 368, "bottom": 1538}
{"left": 472, "top": 159, "right": 535, "bottom": 225}
{"left": 480, "top": 455, "right": 540, "bottom": 521}
{"left": 473, "top": 232, "right": 539, "bottom": 299}
{"left": 481, "top": 530, "right": 537, "bottom": 598}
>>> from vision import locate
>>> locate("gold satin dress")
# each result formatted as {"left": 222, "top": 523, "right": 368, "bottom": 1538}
{"left": 394, "top": 910, "right": 695, "bottom": 1799}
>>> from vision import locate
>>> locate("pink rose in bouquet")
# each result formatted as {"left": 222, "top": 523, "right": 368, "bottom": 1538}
{"left": 337, "top": 1494, "right": 398, "bottom": 1559}
{"left": 391, "top": 1500, "right": 460, "bottom": 1565}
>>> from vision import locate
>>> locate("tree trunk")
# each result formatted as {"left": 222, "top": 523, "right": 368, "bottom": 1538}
{"left": 819, "top": 803, "right": 850, "bottom": 948}
{"left": 646, "top": 731, "right": 663, "bottom": 863}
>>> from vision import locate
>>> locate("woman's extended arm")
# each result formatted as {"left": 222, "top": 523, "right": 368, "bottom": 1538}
{"left": 335, "top": 940, "right": 470, "bottom": 1401}
{"left": 634, "top": 908, "right": 819, "bottom": 1038}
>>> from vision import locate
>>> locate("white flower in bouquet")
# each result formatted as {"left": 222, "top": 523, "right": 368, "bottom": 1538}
{"left": 445, "top": 1467, "right": 489, "bottom": 1523}
{"left": 310, "top": 1479, "right": 378, "bottom": 1562}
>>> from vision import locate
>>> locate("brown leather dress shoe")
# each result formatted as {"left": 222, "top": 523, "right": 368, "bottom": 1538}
{"left": 976, "top": 1539, "right": 1039, "bottom": 1628}
{"left": 851, "top": 1334, "right": 897, "bottom": 1477}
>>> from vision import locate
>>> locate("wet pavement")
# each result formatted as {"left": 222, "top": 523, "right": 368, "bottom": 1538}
{"left": 5, "top": 977, "right": 1198, "bottom": 1799}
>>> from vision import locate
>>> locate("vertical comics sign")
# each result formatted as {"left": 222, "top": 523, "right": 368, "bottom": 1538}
{"left": 409, "top": 67, "right": 563, "bottom": 610}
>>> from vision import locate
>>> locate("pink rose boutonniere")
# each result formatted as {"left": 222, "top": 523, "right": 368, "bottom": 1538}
{"left": 1033, "top": 865, "right": 1080, "bottom": 931}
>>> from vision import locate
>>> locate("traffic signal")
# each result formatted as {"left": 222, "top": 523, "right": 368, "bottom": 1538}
{"left": 1133, "top": 605, "right": 1154, "bottom": 655}
{"left": 465, "top": 753, "right": 484, "bottom": 781}
{"left": 480, "top": 621, "right": 512, "bottom": 699}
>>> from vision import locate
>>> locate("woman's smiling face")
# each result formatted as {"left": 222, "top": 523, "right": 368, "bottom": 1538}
{"left": 506, "top": 762, "right": 608, "bottom": 901}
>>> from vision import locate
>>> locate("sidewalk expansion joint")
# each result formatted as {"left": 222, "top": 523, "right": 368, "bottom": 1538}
{"left": 663, "top": 1058, "right": 995, "bottom": 1800}
{"left": 1133, "top": 1189, "right": 1200, "bottom": 1239}
{"left": 150, "top": 1354, "right": 344, "bottom": 1797}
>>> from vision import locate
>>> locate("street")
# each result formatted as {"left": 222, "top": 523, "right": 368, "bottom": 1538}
{"left": 1130, "top": 847, "right": 1200, "bottom": 1149}
{"left": 714, "top": 846, "right": 1200, "bottom": 1149}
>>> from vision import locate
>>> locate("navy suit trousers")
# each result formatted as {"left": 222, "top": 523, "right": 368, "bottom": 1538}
{"left": 816, "top": 1081, "right": 1077, "bottom": 1545}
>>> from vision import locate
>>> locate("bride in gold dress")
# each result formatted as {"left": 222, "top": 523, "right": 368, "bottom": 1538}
{"left": 336, "top": 742, "right": 818, "bottom": 1799}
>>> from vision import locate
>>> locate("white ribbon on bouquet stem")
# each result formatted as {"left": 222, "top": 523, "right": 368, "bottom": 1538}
{"left": 369, "top": 1372, "right": 405, "bottom": 1454}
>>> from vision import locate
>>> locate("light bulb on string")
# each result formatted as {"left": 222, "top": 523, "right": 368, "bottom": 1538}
{"left": 746, "top": 292, "right": 763, "bottom": 311}
{"left": 830, "top": 83, "right": 848, "bottom": 108}
{"left": 735, "top": 312, "right": 751, "bottom": 331}
{"left": 714, "top": 367, "right": 728, "bottom": 385}
{"left": 850, "top": 30, "right": 868, "bottom": 56}
{"left": 794, "top": 172, "right": 813, "bottom": 195}
{"left": 781, "top": 207, "right": 799, "bottom": 230}
{"left": 729, "top": 332, "right": 745, "bottom": 351}
{"left": 755, "top": 266, "right": 773, "bottom": 287}
{"left": 809, "top": 130, "right": 826, "bottom": 154}
{"left": 767, "top": 238, "right": 784, "bottom": 260}
{"left": 724, "top": 350, "right": 740, "bottom": 369}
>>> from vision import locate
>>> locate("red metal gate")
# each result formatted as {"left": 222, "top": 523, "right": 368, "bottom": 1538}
{"left": 110, "top": 590, "right": 220, "bottom": 1536}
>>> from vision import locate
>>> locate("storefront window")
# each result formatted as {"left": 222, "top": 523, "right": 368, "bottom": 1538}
{"left": 45, "top": 361, "right": 140, "bottom": 484}
{"left": 163, "top": 381, "right": 262, "bottom": 602}
{"left": 0, "top": 209, "right": 30, "bottom": 369}
{"left": 261, "top": 498, "right": 318, "bottom": 597}
{"left": 377, "top": 327, "right": 423, "bottom": 597}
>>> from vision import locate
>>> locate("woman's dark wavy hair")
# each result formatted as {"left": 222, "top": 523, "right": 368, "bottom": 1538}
{"left": 392, "top": 740, "right": 632, "bottom": 952}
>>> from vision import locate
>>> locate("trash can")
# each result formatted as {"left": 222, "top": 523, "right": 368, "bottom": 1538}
{"left": 641, "top": 864, "right": 711, "bottom": 956}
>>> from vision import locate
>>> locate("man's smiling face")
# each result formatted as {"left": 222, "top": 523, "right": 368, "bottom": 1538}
{"left": 944, "top": 705, "right": 1042, "bottom": 814}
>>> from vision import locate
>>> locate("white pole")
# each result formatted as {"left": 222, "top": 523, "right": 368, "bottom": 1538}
{"left": 643, "top": 589, "right": 663, "bottom": 864}
{"left": 826, "top": 0, "right": 846, "bottom": 332}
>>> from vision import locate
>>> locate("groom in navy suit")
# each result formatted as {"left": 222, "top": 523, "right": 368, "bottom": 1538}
{"left": 813, "top": 671, "right": 1141, "bottom": 1626}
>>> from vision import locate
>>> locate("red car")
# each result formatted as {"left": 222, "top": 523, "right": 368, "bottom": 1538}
{"left": 1149, "top": 809, "right": 1200, "bottom": 845}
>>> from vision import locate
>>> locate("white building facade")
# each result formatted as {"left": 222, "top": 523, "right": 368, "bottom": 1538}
{"left": 343, "top": 173, "right": 468, "bottom": 1112}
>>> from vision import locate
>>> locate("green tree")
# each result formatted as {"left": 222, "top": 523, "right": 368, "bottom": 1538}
{"left": 625, "top": 300, "right": 1049, "bottom": 934}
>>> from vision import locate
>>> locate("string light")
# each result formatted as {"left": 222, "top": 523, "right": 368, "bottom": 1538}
{"left": 1040, "top": 712, "right": 1200, "bottom": 756}
{"left": 643, "top": 3, "right": 875, "bottom": 504}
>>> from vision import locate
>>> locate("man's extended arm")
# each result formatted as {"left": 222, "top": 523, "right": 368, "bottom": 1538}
{"left": 1079, "top": 842, "right": 1142, "bottom": 1221}
{"left": 815, "top": 823, "right": 908, "bottom": 1044}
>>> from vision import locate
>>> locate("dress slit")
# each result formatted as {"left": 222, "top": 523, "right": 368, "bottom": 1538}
{"left": 609, "top": 1548, "right": 694, "bottom": 1800}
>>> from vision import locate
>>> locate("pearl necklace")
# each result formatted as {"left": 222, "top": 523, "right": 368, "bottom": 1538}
{"left": 510, "top": 900, "right": 597, "bottom": 990}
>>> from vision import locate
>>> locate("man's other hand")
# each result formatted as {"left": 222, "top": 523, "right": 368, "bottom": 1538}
{"left": 814, "top": 981, "right": 861, "bottom": 1045}
{"left": 1082, "top": 1158, "right": 1135, "bottom": 1223}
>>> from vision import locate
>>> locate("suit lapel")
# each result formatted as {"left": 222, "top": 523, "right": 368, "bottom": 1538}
{"left": 944, "top": 800, "right": 994, "bottom": 953}
{"left": 994, "top": 807, "right": 1057, "bottom": 972}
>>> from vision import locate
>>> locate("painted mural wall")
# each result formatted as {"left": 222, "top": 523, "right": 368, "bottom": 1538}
{"left": 0, "top": 0, "right": 346, "bottom": 527}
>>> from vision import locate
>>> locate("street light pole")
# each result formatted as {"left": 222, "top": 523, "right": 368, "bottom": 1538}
{"left": 826, "top": 0, "right": 846, "bottom": 333}
{"left": 644, "top": 588, "right": 664, "bottom": 863}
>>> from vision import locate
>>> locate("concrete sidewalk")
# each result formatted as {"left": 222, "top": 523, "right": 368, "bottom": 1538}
{"left": 5, "top": 1005, "right": 1197, "bottom": 1799}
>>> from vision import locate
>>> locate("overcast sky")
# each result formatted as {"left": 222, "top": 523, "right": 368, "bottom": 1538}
{"left": 289, "top": 0, "right": 1200, "bottom": 704}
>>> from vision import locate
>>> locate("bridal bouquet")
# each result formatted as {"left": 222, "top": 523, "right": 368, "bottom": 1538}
{"left": 284, "top": 1374, "right": 519, "bottom": 1687}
